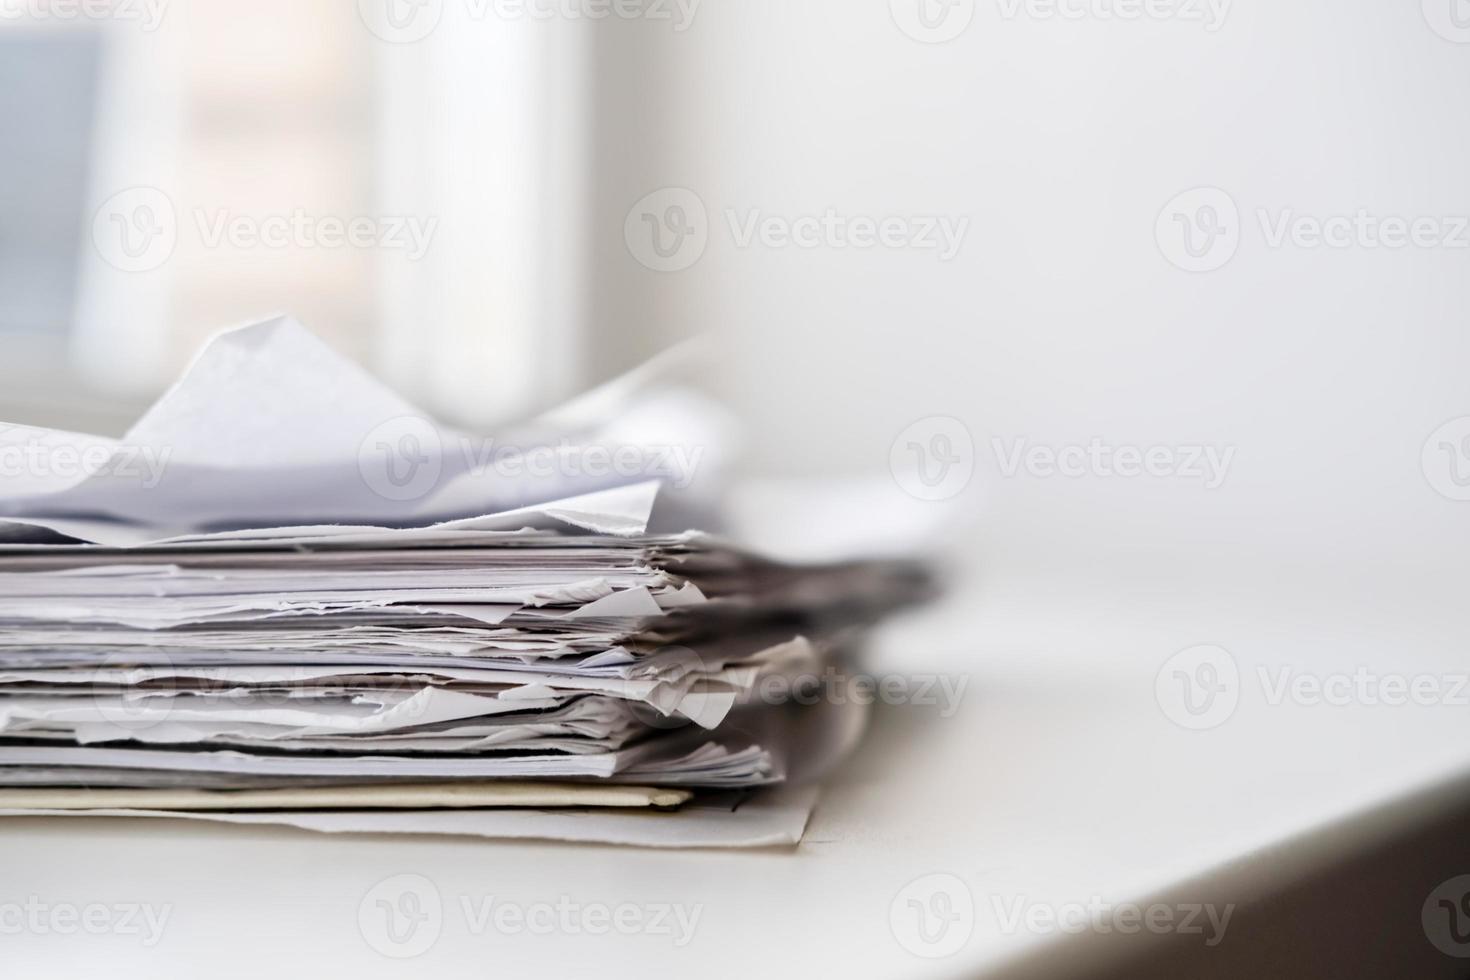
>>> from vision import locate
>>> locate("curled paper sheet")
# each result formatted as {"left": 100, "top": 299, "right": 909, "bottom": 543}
{"left": 0, "top": 315, "right": 704, "bottom": 544}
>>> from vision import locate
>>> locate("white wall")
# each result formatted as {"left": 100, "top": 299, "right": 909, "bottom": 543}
{"left": 589, "top": 0, "right": 1470, "bottom": 596}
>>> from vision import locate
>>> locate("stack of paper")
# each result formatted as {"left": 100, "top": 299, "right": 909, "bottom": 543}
{"left": 0, "top": 318, "right": 926, "bottom": 846}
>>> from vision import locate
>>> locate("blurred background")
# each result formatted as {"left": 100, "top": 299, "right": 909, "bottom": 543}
{"left": 7, "top": 6, "right": 1470, "bottom": 974}
{"left": 2, "top": 0, "right": 1469, "bottom": 621}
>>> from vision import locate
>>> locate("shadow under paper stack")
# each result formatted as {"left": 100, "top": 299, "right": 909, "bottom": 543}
{"left": 0, "top": 319, "right": 927, "bottom": 847}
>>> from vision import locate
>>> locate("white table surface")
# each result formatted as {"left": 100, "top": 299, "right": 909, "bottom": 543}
{"left": 3, "top": 557, "right": 1467, "bottom": 979}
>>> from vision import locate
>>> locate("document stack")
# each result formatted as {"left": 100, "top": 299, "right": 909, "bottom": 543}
{"left": 0, "top": 319, "right": 926, "bottom": 846}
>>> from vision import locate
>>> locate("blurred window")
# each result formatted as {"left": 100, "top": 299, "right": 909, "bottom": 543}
{"left": 0, "top": 29, "right": 100, "bottom": 336}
